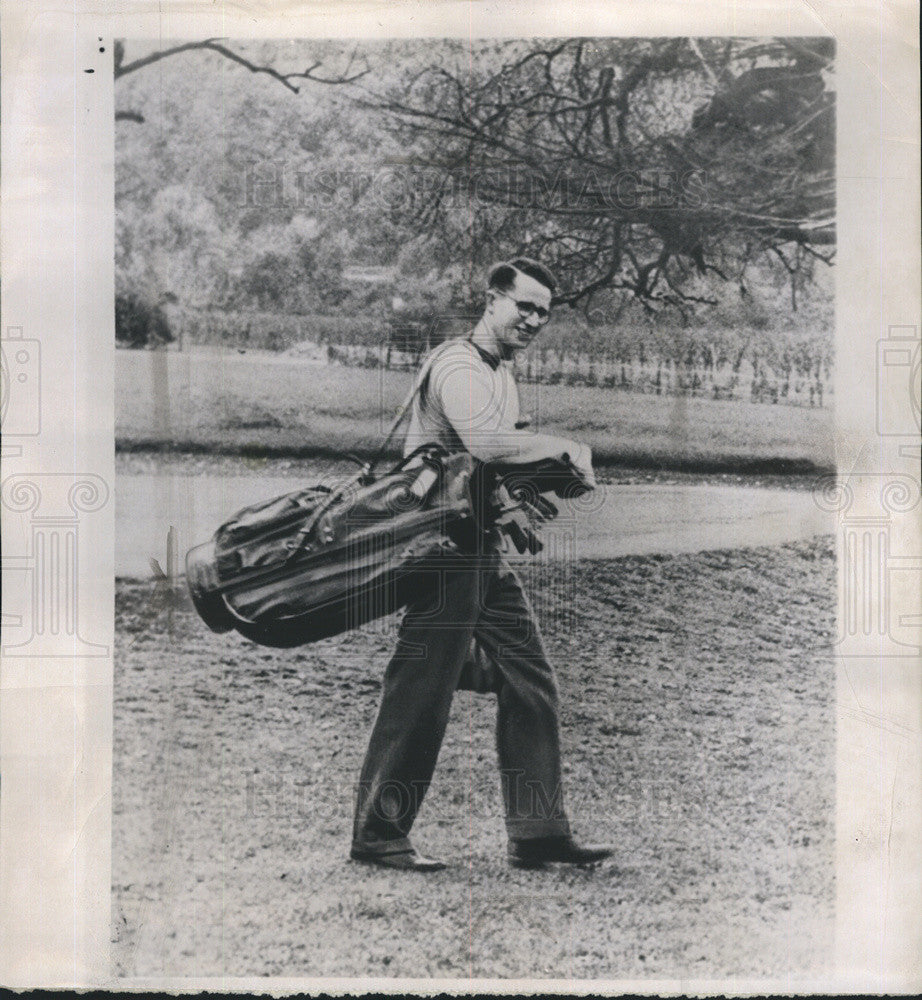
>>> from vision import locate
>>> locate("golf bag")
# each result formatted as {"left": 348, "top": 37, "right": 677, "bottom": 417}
{"left": 185, "top": 444, "right": 478, "bottom": 648}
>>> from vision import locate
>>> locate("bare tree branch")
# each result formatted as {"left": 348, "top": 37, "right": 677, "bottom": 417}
{"left": 115, "top": 39, "right": 369, "bottom": 92}
{"left": 368, "top": 36, "right": 834, "bottom": 311}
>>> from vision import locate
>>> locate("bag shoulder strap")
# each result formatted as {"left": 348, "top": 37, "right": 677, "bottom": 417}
{"left": 365, "top": 339, "right": 457, "bottom": 476}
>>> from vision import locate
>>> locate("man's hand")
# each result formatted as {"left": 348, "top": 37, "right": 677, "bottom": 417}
{"left": 493, "top": 481, "right": 558, "bottom": 555}
{"left": 495, "top": 484, "right": 557, "bottom": 526}
{"left": 564, "top": 442, "right": 597, "bottom": 494}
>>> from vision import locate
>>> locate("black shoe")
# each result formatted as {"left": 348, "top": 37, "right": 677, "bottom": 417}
{"left": 508, "top": 835, "right": 613, "bottom": 869}
{"left": 349, "top": 847, "right": 447, "bottom": 872}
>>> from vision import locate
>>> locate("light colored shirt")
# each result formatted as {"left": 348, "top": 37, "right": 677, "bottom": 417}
{"left": 403, "top": 338, "right": 577, "bottom": 467}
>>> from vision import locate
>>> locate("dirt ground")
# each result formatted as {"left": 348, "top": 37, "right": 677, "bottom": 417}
{"left": 112, "top": 531, "right": 836, "bottom": 982}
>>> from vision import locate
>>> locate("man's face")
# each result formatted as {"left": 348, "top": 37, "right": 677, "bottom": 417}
{"left": 490, "top": 270, "right": 553, "bottom": 354}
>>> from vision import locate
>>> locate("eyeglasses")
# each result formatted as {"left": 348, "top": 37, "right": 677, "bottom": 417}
{"left": 496, "top": 290, "right": 551, "bottom": 324}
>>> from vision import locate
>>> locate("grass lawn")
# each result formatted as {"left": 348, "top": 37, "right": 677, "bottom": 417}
{"left": 116, "top": 347, "right": 835, "bottom": 473}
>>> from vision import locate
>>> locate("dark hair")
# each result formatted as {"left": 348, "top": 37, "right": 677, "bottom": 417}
{"left": 487, "top": 257, "right": 557, "bottom": 296}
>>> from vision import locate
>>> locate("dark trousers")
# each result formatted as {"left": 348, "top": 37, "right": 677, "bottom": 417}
{"left": 352, "top": 548, "right": 571, "bottom": 854}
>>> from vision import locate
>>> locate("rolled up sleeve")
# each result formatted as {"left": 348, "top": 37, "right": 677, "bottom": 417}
{"left": 436, "top": 361, "right": 576, "bottom": 467}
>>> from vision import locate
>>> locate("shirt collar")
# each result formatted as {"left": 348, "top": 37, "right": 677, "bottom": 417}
{"left": 466, "top": 339, "right": 502, "bottom": 370}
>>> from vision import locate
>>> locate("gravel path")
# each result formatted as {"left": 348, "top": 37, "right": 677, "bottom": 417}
{"left": 115, "top": 462, "right": 833, "bottom": 578}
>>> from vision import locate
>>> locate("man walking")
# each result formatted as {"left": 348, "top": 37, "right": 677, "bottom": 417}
{"left": 350, "top": 258, "right": 613, "bottom": 871}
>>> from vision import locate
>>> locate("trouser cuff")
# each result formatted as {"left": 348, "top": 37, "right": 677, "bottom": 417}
{"left": 351, "top": 834, "right": 413, "bottom": 856}
{"left": 505, "top": 816, "right": 571, "bottom": 840}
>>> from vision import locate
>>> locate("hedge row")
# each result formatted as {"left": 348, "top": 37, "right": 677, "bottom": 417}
{"left": 177, "top": 310, "right": 377, "bottom": 350}
{"left": 121, "top": 300, "right": 830, "bottom": 358}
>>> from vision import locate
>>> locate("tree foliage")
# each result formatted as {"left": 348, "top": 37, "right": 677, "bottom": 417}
{"left": 114, "top": 37, "right": 833, "bottom": 338}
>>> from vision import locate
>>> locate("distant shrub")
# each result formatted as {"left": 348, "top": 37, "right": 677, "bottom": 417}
{"left": 115, "top": 293, "right": 174, "bottom": 348}
{"left": 171, "top": 309, "right": 386, "bottom": 351}
{"left": 165, "top": 308, "right": 483, "bottom": 354}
